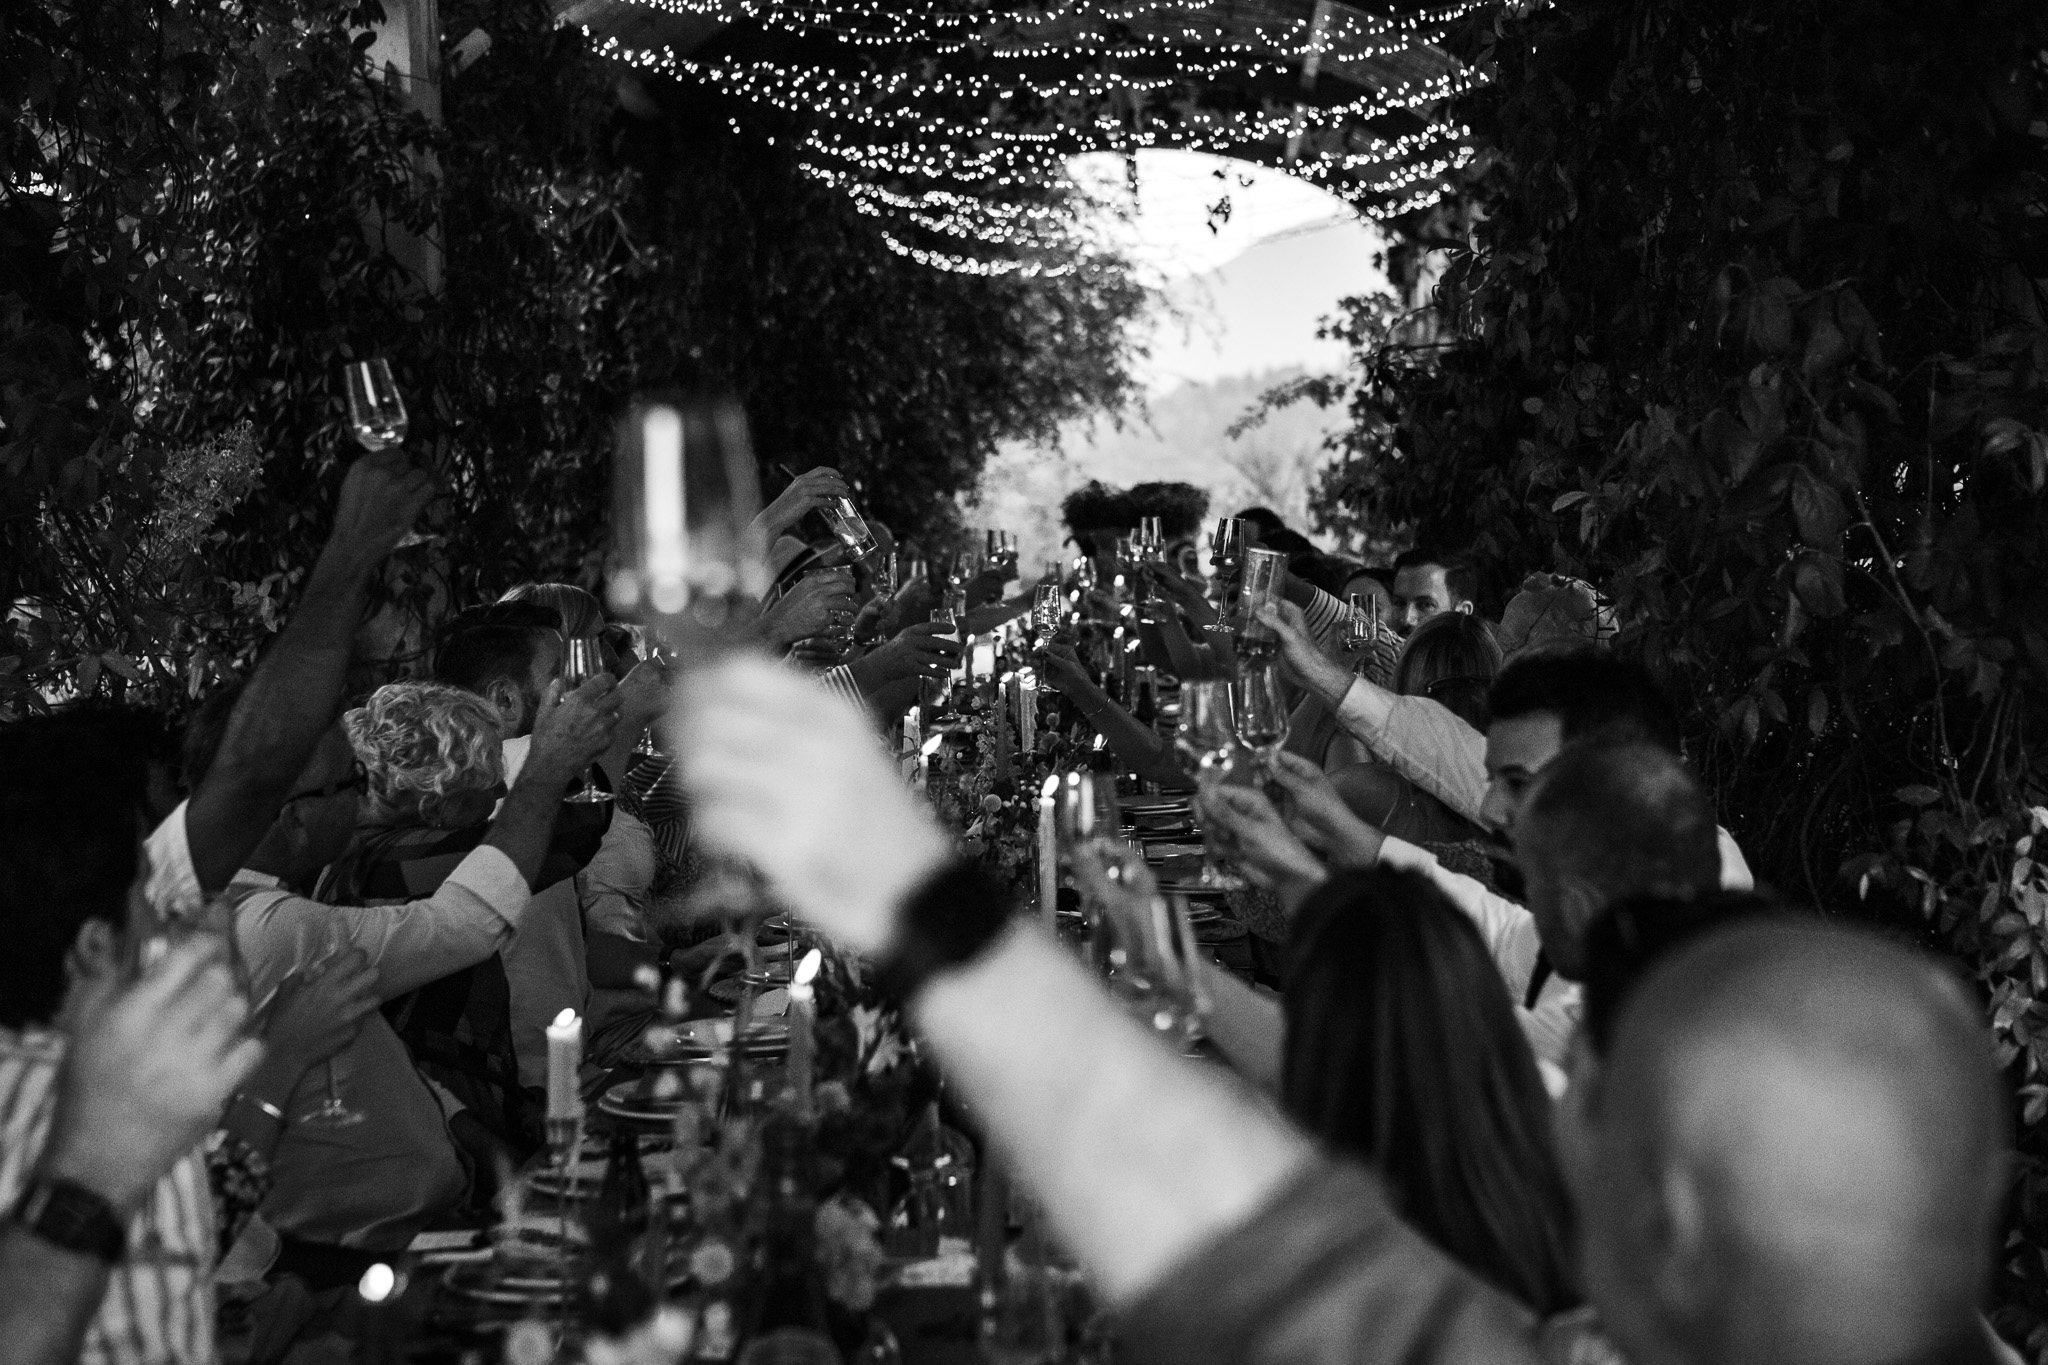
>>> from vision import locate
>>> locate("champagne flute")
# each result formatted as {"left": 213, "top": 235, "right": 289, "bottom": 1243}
{"left": 296, "top": 924, "right": 367, "bottom": 1128}
{"left": 1032, "top": 581, "right": 1063, "bottom": 640}
{"left": 1175, "top": 681, "right": 1247, "bottom": 889}
{"left": 341, "top": 358, "right": 432, "bottom": 548}
{"left": 559, "top": 638, "right": 615, "bottom": 805}
{"left": 1231, "top": 664, "right": 1291, "bottom": 766}
{"left": 1232, "top": 548, "right": 1287, "bottom": 664}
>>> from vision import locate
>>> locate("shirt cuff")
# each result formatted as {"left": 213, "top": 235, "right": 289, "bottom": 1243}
{"left": 443, "top": 844, "right": 531, "bottom": 928}
{"left": 1376, "top": 834, "right": 1437, "bottom": 874}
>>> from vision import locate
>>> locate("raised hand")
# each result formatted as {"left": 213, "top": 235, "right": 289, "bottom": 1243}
{"left": 677, "top": 658, "right": 951, "bottom": 956}
{"left": 855, "top": 620, "right": 964, "bottom": 687}
{"left": 525, "top": 674, "right": 621, "bottom": 786}
{"left": 1035, "top": 642, "right": 1093, "bottom": 697}
{"left": 326, "top": 448, "right": 436, "bottom": 568}
{"left": 1265, "top": 750, "right": 1387, "bottom": 867}
{"left": 39, "top": 941, "right": 266, "bottom": 1215}
{"left": 755, "top": 466, "right": 853, "bottom": 542}
{"left": 1193, "top": 784, "right": 1328, "bottom": 914}
{"left": 1256, "top": 601, "right": 1352, "bottom": 707}
{"left": 761, "top": 569, "right": 857, "bottom": 650}
{"left": 1152, "top": 566, "right": 1219, "bottom": 628}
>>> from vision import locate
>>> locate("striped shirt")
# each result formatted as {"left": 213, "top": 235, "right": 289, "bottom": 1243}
{"left": 0, "top": 1030, "right": 218, "bottom": 1365}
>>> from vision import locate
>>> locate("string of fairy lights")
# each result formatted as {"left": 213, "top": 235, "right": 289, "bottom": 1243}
{"left": 570, "top": 0, "right": 1495, "bottom": 274}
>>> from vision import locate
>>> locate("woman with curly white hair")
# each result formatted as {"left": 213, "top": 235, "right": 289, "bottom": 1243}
{"left": 316, "top": 681, "right": 602, "bottom": 1165}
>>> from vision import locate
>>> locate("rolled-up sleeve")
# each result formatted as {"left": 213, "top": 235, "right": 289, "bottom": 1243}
{"left": 1118, "top": 1161, "right": 1539, "bottom": 1365}
{"left": 1334, "top": 687, "right": 1489, "bottom": 821}
{"left": 240, "top": 844, "right": 532, "bottom": 1000}
{"left": 144, "top": 801, "right": 203, "bottom": 921}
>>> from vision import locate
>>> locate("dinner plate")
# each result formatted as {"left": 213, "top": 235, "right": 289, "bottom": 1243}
{"left": 638, "top": 1017, "right": 791, "bottom": 1058}
{"left": 597, "top": 1080, "right": 698, "bottom": 1123}
{"left": 1120, "top": 796, "right": 1192, "bottom": 814}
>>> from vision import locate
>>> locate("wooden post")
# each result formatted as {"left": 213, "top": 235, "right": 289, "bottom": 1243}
{"left": 363, "top": 0, "right": 444, "bottom": 295}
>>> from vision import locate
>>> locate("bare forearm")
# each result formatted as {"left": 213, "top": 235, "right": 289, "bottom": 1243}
{"left": 1066, "top": 685, "right": 1185, "bottom": 788}
{"left": 1198, "top": 961, "right": 1286, "bottom": 1095}
{"left": 913, "top": 929, "right": 1315, "bottom": 1308}
{"left": 185, "top": 550, "right": 375, "bottom": 890}
{"left": 0, "top": 1227, "right": 113, "bottom": 1365}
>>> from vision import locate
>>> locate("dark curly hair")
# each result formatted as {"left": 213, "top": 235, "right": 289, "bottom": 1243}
{"left": 1126, "top": 482, "right": 1211, "bottom": 540}
{"left": 1060, "top": 481, "right": 1139, "bottom": 537}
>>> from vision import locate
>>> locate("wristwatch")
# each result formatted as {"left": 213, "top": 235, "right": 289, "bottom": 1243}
{"left": 12, "top": 1177, "right": 127, "bottom": 1264}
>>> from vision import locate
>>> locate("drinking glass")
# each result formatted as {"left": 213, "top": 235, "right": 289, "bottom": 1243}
{"left": 296, "top": 924, "right": 367, "bottom": 1128}
{"left": 1343, "top": 592, "right": 1375, "bottom": 651}
{"left": 607, "top": 395, "right": 769, "bottom": 623}
{"left": 1231, "top": 664, "right": 1291, "bottom": 763}
{"left": 1175, "top": 681, "right": 1246, "bottom": 889}
{"left": 823, "top": 496, "right": 878, "bottom": 559}
{"left": 1232, "top": 548, "right": 1287, "bottom": 663}
{"left": 341, "top": 359, "right": 432, "bottom": 548}
{"left": 1032, "top": 581, "right": 1063, "bottom": 639}
{"left": 1138, "top": 516, "right": 1163, "bottom": 553}
{"left": 559, "top": 638, "right": 615, "bottom": 804}
{"left": 1208, "top": 517, "right": 1249, "bottom": 574}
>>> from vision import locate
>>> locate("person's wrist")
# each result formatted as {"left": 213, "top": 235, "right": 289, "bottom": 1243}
{"left": 35, "top": 1130, "right": 155, "bottom": 1218}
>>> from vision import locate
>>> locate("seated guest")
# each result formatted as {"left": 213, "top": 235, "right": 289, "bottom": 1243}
{"left": 1062, "top": 481, "right": 1140, "bottom": 581}
{"left": 0, "top": 716, "right": 378, "bottom": 1364}
{"left": 1388, "top": 547, "right": 1479, "bottom": 637}
{"left": 1036, "top": 642, "right": 1189, "bottom": 790}
{"left": 1205, "top": 869, "right": 1577, "bottom": 1315}
{"left": 676, "top": 656, "right": 2016, "bottom": 1365}
{"left": 316, "top": 682, "right": 584, "bottom": 1159}
{"left": 435, "top": 602, "right": 610, "bottom": 1090}
{"left": 1262, "top": 569, "right": 1614, "bottom": 824}
{"left": 179, "top": 674, "right": 617, "bottom": 1272}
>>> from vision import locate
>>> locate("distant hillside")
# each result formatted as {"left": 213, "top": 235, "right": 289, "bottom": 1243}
{"left": 964, "top": 367, "right": 1342, "bottom": 569}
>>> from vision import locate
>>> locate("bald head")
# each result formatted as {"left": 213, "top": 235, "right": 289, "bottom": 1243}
{"left": 1578, "top": 922, "right": 2008, "bottom": 1365}
{"left": 1516, "top": 740, "right": 1720, "bottom": 979}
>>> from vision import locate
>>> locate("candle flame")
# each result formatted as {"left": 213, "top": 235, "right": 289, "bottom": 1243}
{"left": 358, "top": 1262, "right": 397, "bottom": 1303}
{"left": 794, "top": 947, "right": 823, "bottom": 987}
{"left": 1041, "top": 773, "right": 1060, "bottom": 798}
{"left": 551, "top": 1007, "right": 578, "bottom": 1028}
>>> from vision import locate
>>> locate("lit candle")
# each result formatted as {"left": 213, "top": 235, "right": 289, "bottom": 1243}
{"left": 1038, "top": 774, "right": 1059, "bottom": 931}
{"left": 545, "top": 1008, "right": 582, "bottom": 1121}
{"left": 642, "top": 406, "right": 687, "bottom": 614}
{"left": 788, "top": 948, "right": 821, "bottom": 1124}
{"left": 992, "top": 680, "right": 1014, "bottom": 786}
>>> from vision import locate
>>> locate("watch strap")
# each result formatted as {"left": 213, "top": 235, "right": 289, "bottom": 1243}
{"left": 13, "top": 1177, "right": 126, "bottom": 1264}
{"left": 873, "top": 859, "right": 1013, "bottom": 1004}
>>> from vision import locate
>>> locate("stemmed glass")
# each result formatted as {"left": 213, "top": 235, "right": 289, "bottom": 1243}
{"left": 1031, "top": 581, "right": 1063, "bottom": 640}
{"left": 1209, "top": 517, "right": 1250, "bottom": 618}
{"left": 1175, "top": 681, "right": 1247, "bottom": 889}
{"left": 1344, "top": 592, "right": 1377, "bottom": 652}
{"left": 823, "top": 494, "right": 878, "bottom": 559}
{"left": 341, "top": 358, "right": 432, "bottom": 548}
{"left": 1230, "top": 664, "right": 1291, "bottom": 767}
{"left": 296, "top": 924, "right": 367, "bottom": 1128}
{"left": 559, "top": 638, "right": 615, "bottom": 804}
{"left": 1232, "top": 548, "right": 1287, "bottom": 664}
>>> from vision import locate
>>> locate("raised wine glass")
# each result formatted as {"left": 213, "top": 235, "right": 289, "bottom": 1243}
{"left": 1175, "top": 680, "right": 1246, "bottom": 889}
{"left": 823, "top": 495, "right": 878, "bottom": 560}
{"left": 1232, "top": 547, "right": 1287, "bottom": 665}
{"left": 1031, "top": 581, "right": 1063, "bottom": 640}
{"left": 559, "top": 637, "right": 615, "bottom": 805}
{"left": 341, "top": 358, "right": 432, "bottom": 548}
{"left": 1230, "top": 664, "right": 1291, "bottom": 767}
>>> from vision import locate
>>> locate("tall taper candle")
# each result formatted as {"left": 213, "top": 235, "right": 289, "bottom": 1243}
{"left": 545, "top": 1008, "right": 582, "bottom": 1121}
{"left": 1038, "top": 774, "right": 1059, "bottom": 931}
{"left": 788, "top": 949, "right": 822, "bottom": 1124}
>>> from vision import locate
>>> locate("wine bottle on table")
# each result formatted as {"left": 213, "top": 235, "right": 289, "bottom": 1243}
{"left": 580, "top": 1128, "right": 656, "bottom": 1335}
{"left": 747, "top": 1118, "right": 844, "bottom": 1361}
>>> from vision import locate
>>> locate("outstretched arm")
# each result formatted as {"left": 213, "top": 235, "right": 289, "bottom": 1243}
{"left": 181, "top": 452, "right": 433, "bottom": 892}
{"left": 676, "top": 657, "right": 1316, "bottom": 1307}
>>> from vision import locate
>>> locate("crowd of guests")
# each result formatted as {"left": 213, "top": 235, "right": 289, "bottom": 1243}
{"left": 0, "top": 454, "right": 2023, "bottom": 1365}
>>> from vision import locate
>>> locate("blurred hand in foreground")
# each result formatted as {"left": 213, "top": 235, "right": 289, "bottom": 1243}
{"left": 677, "top": 658, "right": 951, "bottom": 956}
{"left": 41, "top": 941, "right": 266, "bottom": 1214}
{"left": 1264, "top": 750, "right": 1388, "bottom": 867}
{"left": 1195, "top": 783, "right": 1328, "bottom": 916}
